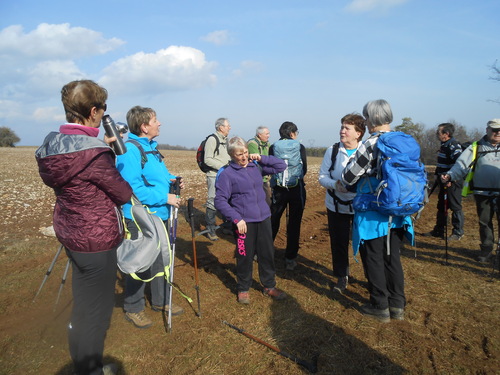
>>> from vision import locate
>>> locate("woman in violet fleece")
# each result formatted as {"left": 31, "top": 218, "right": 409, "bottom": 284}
{"left": 215, "top": 136, "right": 288, "bottom": 304}
{"left": 36, "top": 80, "right": 132, "bottom": 375}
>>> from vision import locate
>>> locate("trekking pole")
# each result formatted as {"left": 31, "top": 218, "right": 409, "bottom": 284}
{"left": 54, "top": 258, "right": 71, "bottom": 310}
{"left": 187, "top": 198, "right": 202, "bottom": 317}
{"left": 222, "top": 320, "right": 318, "bottom": 373}
{"left": 444, "top": 184, "right": 449, "bottom": 265}
{"left": 167, "top": 177, "right": 182, "bottom": 332}
{"left": 33, "top": 243, "right": 64, "bottom": 303}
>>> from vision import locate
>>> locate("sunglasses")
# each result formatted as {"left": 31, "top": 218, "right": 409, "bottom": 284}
{"left": 96, "top": 103, "right": 107, "bottom": 112}
{"left": 489, "top": 127, "right": 500, "bottom": 133}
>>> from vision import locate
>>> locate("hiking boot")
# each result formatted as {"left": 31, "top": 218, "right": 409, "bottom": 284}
{"left": 206, "top": 231, "right": 219, "bottom": 241}
{"left": 263, "top": 287, "right": 287, "bottom": 300}
{"left": 102, "top": 363, "right": 118, "bottom": 375}
{"left": 237, "top": 291, "right": 250, "bottom": 304}
{"left": 285, "top": 258, "right": 297, "bottom": 271}
{"left": 151, "top": 303, "right": 185, "bottom": 315}
{"left": 389, "top": 307, "right": 405, "bottom": 321}
{"left": 333, "top": 276, "right": 348, "bottom": 293}
{"left": 125, "top": 310, "right": 153, "bottom": 329}
{"left": 477, "top": 251, "right": 494, "bottom": 263}
{"left": 359, "top": 304, "right": 390, "bottom": 323}
{"left": 423, "top": 230, "right": 443, "bottom": 238}
{"left": 447, "top": 233, "right": 463, "bottom": 241}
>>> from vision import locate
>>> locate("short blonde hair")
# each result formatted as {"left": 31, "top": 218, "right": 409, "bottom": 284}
{"left": 227, "top": 136, "right": 247, "bottom": 156}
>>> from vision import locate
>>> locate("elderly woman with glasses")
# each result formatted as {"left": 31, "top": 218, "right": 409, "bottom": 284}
{"left": 215, "top": 136, "right": 288, "bottom": 304}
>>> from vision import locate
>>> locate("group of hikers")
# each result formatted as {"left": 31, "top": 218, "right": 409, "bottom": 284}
{"left": 35, "top": 79, "right": 499, "bottom": 375}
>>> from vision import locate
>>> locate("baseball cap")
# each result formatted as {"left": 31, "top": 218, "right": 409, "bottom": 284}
{"left": 487, "top": 119, "right": 500, "bottom": 129}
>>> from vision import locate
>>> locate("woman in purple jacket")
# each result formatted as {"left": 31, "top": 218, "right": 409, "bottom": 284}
{"left": 215, "top": 136, "right": 287, "bottom": 304}
{"left": 36, "top": 80, "right": 132, "bottom": 375}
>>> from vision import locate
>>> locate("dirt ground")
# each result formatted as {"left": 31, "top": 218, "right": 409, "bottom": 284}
{"left": 0, "top": 147, "right": 498, "bottom": 375}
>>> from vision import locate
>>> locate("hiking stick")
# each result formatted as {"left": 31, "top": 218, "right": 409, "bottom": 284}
{"left": 222, "top": 320, "right": 318, "bottom": 373}
{"left": 444, "top": 185, "right": 449, "bottom": 265}
{"left": 33, "top": 243, "right": 64, "bottom": 303}
{"left": 54, "top": 258, "right": 71, "bottom": 310}
{"left": 187, "top": 198, "right": 201, "bottom": 317}
{"left": 167, "top": 177, "right": 182, "bottom": 332}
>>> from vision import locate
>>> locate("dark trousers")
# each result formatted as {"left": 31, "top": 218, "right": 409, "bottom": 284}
{"left": 474, "top": 194, "right": 500, "bottom": 252}
{"left": 66, "top": 248, "right": 117, "bottom": 375}
{"left": 435, "top": 180, "right": 464, "bottom": 236}
{"left": 271, "top": 182, "right": 306, "bottom": 260}
{"left": 358, "top": 228, "right": 406, "bottom": 310}
{"left": 327, "top": 209, "right": 353, "bottom": 278}
{"left": 235, "top": 218, "right": 276, "bottom": 292}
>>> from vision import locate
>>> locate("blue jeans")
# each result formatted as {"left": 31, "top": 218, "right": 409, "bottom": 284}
{"left": 123, "top": 219, "right": 170, "bottom": 313}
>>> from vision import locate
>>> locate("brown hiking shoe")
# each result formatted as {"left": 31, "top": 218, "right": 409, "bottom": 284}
{"left": 263, "top": 287, "right": 287, "bottom": 300}
{"left": 237, "top": 291, "right": 250, "bottom": 304}
{"left": 125, "top": 310, "right": 153, "bottom": 329}
{"left": 151, "top": 303, "right": 185, "bottom": 315}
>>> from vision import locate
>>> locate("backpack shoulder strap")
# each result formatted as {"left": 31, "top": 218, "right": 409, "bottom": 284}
{"left": 209, "top": 134, "right": 221, "bottom": 156}
{"left": 328, "top": 142, "right": 341, "bottom": 172}
{"left": 126, "top": 139, "right": 148, "bottom": 169}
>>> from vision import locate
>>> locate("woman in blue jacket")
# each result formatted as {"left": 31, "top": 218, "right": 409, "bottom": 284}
{"left": 215, "top": 136, "right": 287, "bottom": 304}
{"left": 116, "top": 106, "right": 184, "bottom": 329}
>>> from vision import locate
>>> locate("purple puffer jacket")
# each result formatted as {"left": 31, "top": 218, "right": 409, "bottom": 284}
{"left": 215, "top": 155, "right": 286, "bottom": 224}
{"left": 36, "top": 128, "right": 132, "bottom": 253}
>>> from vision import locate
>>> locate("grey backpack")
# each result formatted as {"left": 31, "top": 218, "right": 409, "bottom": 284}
{"left": 117, "top": 195, "right": 171, "bottom": 282}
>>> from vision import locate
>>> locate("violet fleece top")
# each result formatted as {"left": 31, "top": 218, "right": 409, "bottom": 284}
{"left": 215, "top": 155, "right": 286, "bottom": 224}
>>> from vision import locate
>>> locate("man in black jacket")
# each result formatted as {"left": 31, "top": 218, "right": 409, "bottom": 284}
{"left": 424, "top": 123, "right": 464, "bottom": 240}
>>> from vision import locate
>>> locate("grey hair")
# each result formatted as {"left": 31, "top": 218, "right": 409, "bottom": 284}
{"left": 362, "top": 99, "right": 393, "bottom": 127}
{"left": 255, "top": 126, "right": 269, "bottom": 136}
{"left": 227, "top": 136, "right": 247, "bottom": 156}
{"left": 215, "top": 117, "right": 229, "bottom": 131}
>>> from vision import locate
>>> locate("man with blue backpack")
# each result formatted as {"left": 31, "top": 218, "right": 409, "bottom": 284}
{"left": 342, "top": 99, "right": 426, "bottom": 323}
{"left": 270, "top": 121, "right": 307, "bottom": 271}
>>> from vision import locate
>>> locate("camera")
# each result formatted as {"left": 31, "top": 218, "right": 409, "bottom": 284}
{"left": 102, "top": 115, "right": 127, "bottom": 155}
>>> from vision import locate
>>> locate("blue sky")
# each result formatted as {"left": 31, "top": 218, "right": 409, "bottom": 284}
{"left": 1, "top": 0, "right": 499, "bottom": 148}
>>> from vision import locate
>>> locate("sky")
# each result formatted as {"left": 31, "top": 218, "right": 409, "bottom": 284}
{"left": 1, "top": 0, "right": 499, "bottom": 148}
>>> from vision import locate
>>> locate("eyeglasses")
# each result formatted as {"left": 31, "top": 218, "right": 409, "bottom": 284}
{"left": 96, "top": 103, "right": 107, "bottom": 112}
{"left": 489, "top": 127, "right": 500, "bottom": 133}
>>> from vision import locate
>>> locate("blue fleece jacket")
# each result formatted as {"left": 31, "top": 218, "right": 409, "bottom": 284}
{"left": 215, "top": 155, "right": 286, "bottom": 224}
{"left": 116, "top": 134, "right": 176, "bottom": 220}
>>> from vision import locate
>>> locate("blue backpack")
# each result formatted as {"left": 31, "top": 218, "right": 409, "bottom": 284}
{"left": 271, "top": 139, "right": 303, "bottom": 188}
{"left": 353, "top": 132, "right": 427, "bottom": 217}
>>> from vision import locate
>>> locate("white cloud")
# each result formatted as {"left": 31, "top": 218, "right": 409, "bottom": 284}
{"left": 232, "top": 60, "right": 264, "bottom": 77}
{"left": 32, "top": 106, "right": 65, "bottom": 123}
{"left": 0, "top": 23, "right": 125, "bottom": 59}
{"left": 99, "top": 46, "right": 217, "bottom": 95}
{"left": 345, "top": 0, "right": 408, "bottom": 13}
{"left": 200, "top": 30, "right": 235, "bottom": 46}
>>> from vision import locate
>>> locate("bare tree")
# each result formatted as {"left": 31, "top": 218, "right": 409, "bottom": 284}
{"left": 489, "top": 59, "right": 500, "bottom": 104}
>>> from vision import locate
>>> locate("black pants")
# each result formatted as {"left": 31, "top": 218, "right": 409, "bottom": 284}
{"left": 358, "top": 228, "right": 406, "bottom": 310}
{"left": 66, "top": 247, "right": 117, "bottom": 375}
{"left": 435, "top": 180, "right": 464, "bottom": 236}
{"left": 474, "top": 194, "right": 500, "bottom": 252}
{"left": 327, "top": 209, "right": 353, "bottom": 278}
{"left": 235, "top": 218, "right": 276, "bottom": 292}
{"left": 271, "top": 182, "right": 306, "bottom": 260}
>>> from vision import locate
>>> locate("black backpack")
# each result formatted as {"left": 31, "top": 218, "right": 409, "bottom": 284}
{"left": 196, "top": 134, "right": 220, "bottom": 173}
